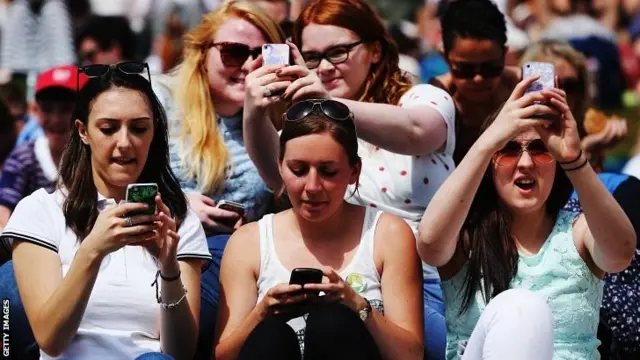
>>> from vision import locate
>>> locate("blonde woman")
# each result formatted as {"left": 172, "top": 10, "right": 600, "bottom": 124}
{"left": 154, "top": 2, "right": 285, "bottom": 358}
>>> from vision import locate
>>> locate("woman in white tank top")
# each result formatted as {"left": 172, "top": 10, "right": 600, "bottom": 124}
{"left": 213, "top": 100, "right": 424, "bottom": 360}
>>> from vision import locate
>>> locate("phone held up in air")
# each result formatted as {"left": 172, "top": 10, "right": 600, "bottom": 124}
{"left": 522, "top": 61, "right": 557, "bottom": 121}
{"left": 125, "top": 183, "right": 158, "bottom": 216}
{"left": 262, "top": 43, "right": 290, "bottom": 66}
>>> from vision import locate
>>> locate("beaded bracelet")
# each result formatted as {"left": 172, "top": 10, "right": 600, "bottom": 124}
{"left": 151, "top": 270, "right": 188, "bottom": 310}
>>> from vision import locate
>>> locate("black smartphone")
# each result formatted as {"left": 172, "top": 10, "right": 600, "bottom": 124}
{"left": 125, "top": 183, "right": 158, "bottom": 216}
{"left": 289, "top": 267, "right": 323, "bottom": 287}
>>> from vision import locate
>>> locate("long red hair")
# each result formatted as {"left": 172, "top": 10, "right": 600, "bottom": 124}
{"left": 292, "top": 0, "right": 412, "bottom": 105}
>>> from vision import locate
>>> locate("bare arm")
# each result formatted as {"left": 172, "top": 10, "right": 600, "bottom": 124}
{"left": 366, "top": 214, "right": 424, "bottom": 360}
{"left": 417, "top": 138, "right": 496, "bottom": 267}
{"left": 570, "top": 160, "right": 636, "bottom": 273}
{"left": 242, "top": 107, "right": 282, "bottom": 192}
{"left": 160, "top": 259, "right": 203, "bottom": 360}
{"left": 12, "top": 241, "right": 102, "bottom": 357}
{"left": 214, "top": 224, "right": 264, "bottom": 360}
{"left": 337, "top": 98, "right": 448, "bottom": 156}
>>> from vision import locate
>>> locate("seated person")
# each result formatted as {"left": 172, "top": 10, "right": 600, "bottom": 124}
{"left": 0, "top": 97, "right": 17, "bottom": 177}
{"left": 0, "top": 63, "right": 210, "bottom": 359}
{"left": 418, "top": 77, "right": 636, "bottom": 360}
{"left": 214, "top": 99, "right": 424, "bottom": 360}
{"left": 0, "top": 65, "right": 86, "bottom": 230}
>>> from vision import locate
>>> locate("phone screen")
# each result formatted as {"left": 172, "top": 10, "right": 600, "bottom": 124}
{"left": 262, "top": 44, "right": 290, "bottom": 66}
{"left": 126, "top": 184, "right": 158, "bottom": 216}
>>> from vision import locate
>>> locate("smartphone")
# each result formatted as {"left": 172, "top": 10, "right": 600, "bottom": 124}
{"left": 289, "top": 267, "right": 323, "bottom": 287}
{"left": 522, "top": 62, "right": 557, "bottom": 121}
{"left": 522, "top": 62, "right": 555, "bottom": 96}
{"left": 262, "top": 43, "right": 290, "bottom": 66}
{"left": 216, "top": 200, "right": 245, "bottom": 217}
{"left": 125, "top": 183, "right": 158, "bottom": 216}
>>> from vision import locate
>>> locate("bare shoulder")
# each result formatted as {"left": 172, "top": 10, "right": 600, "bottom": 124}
{"left": 375, "top": 213, "right": 416, "bottom": 249}
{"left": 224, "top": 222, "right": 261, "bottom": 269}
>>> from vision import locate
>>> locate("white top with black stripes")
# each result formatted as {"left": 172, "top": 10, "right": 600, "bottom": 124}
{"left": 0, "top": 188, "right": 211, "bottom": 360}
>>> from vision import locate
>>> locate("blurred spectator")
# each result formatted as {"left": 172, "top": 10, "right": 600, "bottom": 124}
{"left": 75, "top": 16, "right": 136, "bottom": 66}
{"left": 0, "top": 65, "right": 86, "bottom": 229}
{"left": 0, "top": 97, "right": 17, "bottom": 176}
{"left": 521, "top": 40, "right": 628, "bottom": 172}
{"left": 390, "top": 21, "right": 422, "bottom": 83}
{"left": 0, "top": 0, "right": 75, "bottom": 75}
{"left": 540, "top": 0, "right": 625, "bottom": 109}
{"left": 430, "top": 0, "right": 520, "bottom": 164}
{"left": 416, "top": 0, "right": 449, "bottom": 83}
{"left": 147, "top": 7, "right": 188, "bottom": 73}
{"left": 251, "top": 0, "right": 289, "bottom": 23}
{"left": 0, "top": 81, "right": 43, "bottom": 146}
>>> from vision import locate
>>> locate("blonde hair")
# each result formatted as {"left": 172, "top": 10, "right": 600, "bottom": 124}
{"left": 176, "top": 0, "right": 284, "bottom": 193}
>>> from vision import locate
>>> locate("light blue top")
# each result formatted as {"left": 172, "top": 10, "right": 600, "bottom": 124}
{"left": 442, "top": 210, "right": 604, "bottom": 360}
{"left": 168, "top": 113, "right": 272, "bottom": 225}
{"left": 16, "top": 115, "right": 42, "bottom": 146}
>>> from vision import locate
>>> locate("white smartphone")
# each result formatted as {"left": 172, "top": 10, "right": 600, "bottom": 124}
{"left": 125, "top": 183, "right": 158, "bottom": 216}
{"left": 522, "top": 62, "right": 555, "bottom": 95}
{"left": 262, "top": 44, "right": 290, "bottom": 66}
{"left": 216, "top": 200, "right": 245, "bottom": 217}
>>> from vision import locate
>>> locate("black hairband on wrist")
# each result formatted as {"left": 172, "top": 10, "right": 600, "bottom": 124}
{"left": 558, "top": 149, "right": 583, "bottom": 165}
{"left": 562, "top": 156, "right": 589, "bottom": 172}
{"left": 159, "top": 270, "right": 181, "bottom": 282}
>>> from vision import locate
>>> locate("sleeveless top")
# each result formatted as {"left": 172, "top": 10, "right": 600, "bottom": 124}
{"left": 256, "top": 207, "right": 385, "bottom": 352}
{"left": 442, "top": 210, "right": 604, "bottom": 360}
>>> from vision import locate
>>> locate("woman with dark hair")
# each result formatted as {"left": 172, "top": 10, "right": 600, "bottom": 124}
{"left": 418, "top": 77, "right": 636, "bottom": 359}
{"left": 242, "top": 0, "right": 455, "bottom": 356}
{"left": 214, "top": 99, "right": 424, "bottom": 360}
{"left": 0, "top": 63, "right": 210, "bottom": 359}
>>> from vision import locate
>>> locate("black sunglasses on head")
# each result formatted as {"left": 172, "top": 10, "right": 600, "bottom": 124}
{"left": 284, "top": 99, "right": 353, "bottom": 124}
{"left": 78, "top": 61, "right": 151, "bottom": 92}
{"left": 449, "top": 60, "right": 504, "bottom": 79}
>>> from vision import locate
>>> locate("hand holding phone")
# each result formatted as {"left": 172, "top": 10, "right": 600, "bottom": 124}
{"left": 262, "top": 44, "right": 290, "bottom": 66}
{"left": 125, "top": 183, "right": 158, "bottom": 216}
{"left": 289, "top": 267, "right": 324, "bottom": 296}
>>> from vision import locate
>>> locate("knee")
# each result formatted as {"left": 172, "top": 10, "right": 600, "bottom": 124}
{"left": 486, "top": 289, "right": 553, "bottom": 327}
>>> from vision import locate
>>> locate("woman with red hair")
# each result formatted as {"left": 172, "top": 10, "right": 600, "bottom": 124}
{"left": 237, "top": 0, "right": 455, "bottom": 358}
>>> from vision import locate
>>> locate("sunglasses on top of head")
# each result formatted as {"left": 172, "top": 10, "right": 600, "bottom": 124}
{"left": 210, "top": 42, "right": 262, "bottom": 68}
{"left": 284, "top": 99, "right": 353, "bottom": 124}
{"left": 494, "top": 139, "right": 554, "bottom": 167}
{"left": 78, "top": 61, "right": 151, "bottom": 92}
{"left": 449, "top": 60, "right": 504, "bottom": 80}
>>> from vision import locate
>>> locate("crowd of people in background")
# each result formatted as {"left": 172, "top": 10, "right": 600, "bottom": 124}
{"left": 0, "top": 0, "right": 638, "bottom": 359}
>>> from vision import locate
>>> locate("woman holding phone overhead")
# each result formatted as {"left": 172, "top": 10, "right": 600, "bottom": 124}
{"left": 417, "top": 76, "right": 636, "bottom": 360}
{"left": 151, "top": 2, "right": 286, "bottom": 358}
{"left": 242, "top": 0, "right": 455, "bottom": 356}
{"left": 214, "top": 99, "right": 424, "bottom": 360}
{"left": 0, "top": 63, "right": 210, "bottom": 359}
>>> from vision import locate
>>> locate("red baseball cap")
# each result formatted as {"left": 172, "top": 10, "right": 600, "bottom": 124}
{"left": 35, "top": 65, "right": 89, "bottom": 95}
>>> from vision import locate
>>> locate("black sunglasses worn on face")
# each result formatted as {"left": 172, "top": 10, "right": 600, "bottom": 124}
{"left": 449, "top": 60, "right": 504, "bottom": 80}
{"left": 211, "top": 42, "right": 262, "bottom": 68}
{"left": 78, "top": 61, "right": 151, "bottom": 91}
{"left": 285, "top": 99, "right": 353, "bottom": 124}
{"left": 302, "top": 40, "right": 364, "bottom": 70}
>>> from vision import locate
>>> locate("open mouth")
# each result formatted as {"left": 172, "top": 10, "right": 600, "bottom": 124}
{"left": 112, "top": 157, "right": 136, "bottom": 166}
{"left": 514, "top": 178, "right": 536, "bottom": 191}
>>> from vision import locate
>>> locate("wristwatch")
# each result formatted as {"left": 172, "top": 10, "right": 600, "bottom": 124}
{"left": 358, "top": 297, "right": 372, "bottom": 322}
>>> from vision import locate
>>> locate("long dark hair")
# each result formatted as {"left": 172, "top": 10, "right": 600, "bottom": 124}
{"left": 458, "top": 104, "right": 573, "bottom": 313}
{"left": 58, "top": 72, "right": 187, "bottom": 241}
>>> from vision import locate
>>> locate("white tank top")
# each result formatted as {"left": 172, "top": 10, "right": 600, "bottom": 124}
{"left": 256, "top": 208, "right": 385, "bottom": 350}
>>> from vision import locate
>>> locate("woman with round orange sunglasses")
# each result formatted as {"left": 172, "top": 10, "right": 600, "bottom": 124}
{"left": 418, "top": 76, "right": 636, "bottom": 360}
